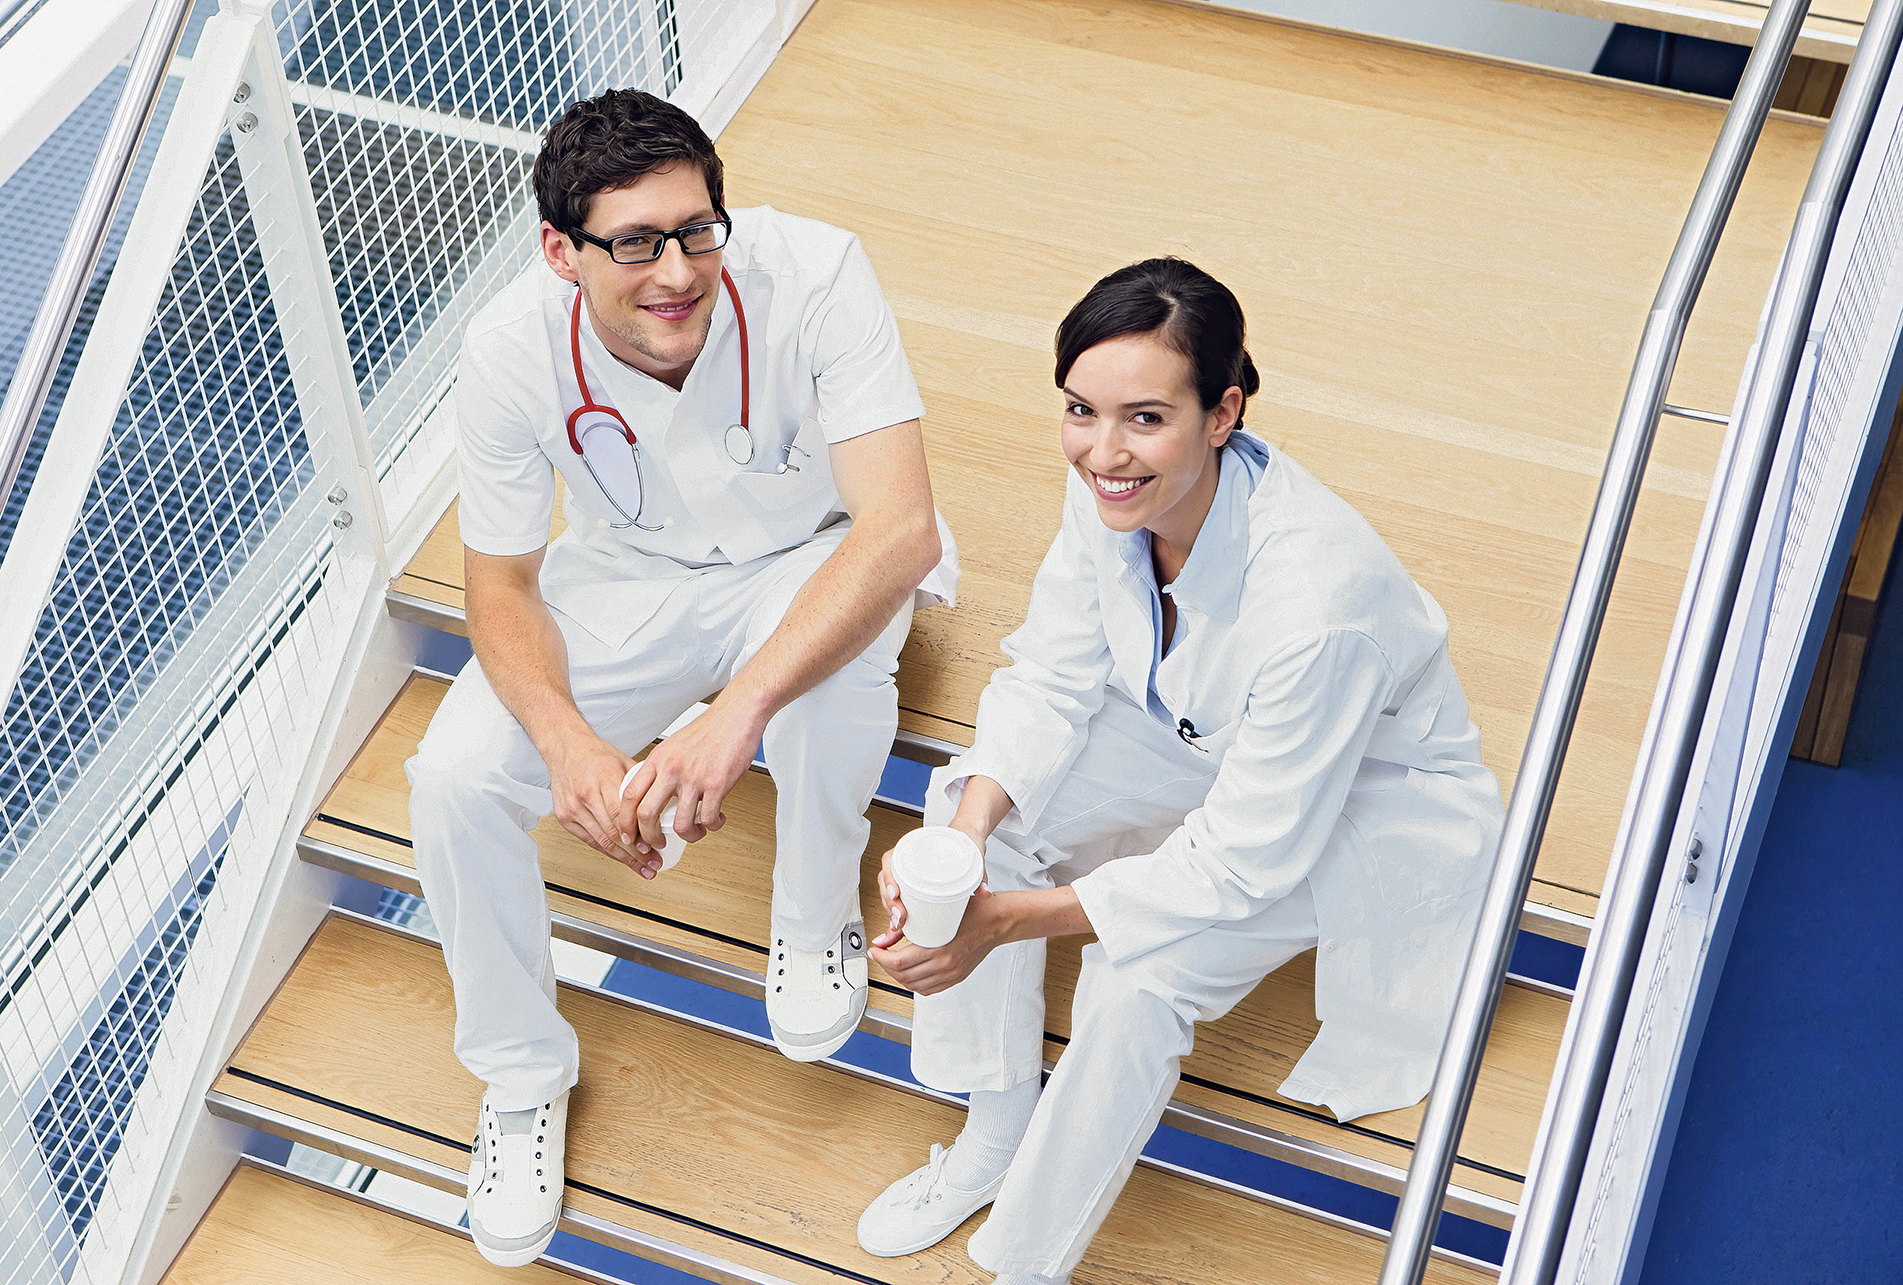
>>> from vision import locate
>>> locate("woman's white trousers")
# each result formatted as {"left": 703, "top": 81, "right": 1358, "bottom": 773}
{"left": 913, "top": 695, "right": 1318, "bottom": 1277}
{"left": 407, "top": 534, "right": 912, "bottom": 1110}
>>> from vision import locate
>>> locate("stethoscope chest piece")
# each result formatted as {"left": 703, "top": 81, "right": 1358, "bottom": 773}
{"left": 724, "top": 423, "right": 754, "bottom": 465}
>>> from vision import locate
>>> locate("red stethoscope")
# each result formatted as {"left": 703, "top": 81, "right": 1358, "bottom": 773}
{"left": 567, "top": 266, "right": 790, "bottom": 531}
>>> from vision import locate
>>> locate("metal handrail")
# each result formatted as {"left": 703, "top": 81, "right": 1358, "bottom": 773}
{"left": 0, "top": 0, "right": 199, "bottom": 525}
{"left": 1376, "top": 3, "right": 1818, "bottom": 1281}
{"left": 0, "top": 0, "right": 42, "bottom": 45}
{"left": 1498, "top": 1, "right": 1903, "bottom": 1280}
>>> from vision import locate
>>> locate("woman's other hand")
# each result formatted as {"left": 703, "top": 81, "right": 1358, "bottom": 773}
{"left": 872, "top": 885, "right": 1000, "bottom": 995}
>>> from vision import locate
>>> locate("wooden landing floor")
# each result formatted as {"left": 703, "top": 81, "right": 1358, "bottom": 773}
{"left": 394, "top": 0, "right": 1826, "bottom": 923}
{"left": 217, "top": 914, "right": 1493, "bottom": 1285}
{"left": 307, "top": 674, "right": 1567, "bottom": 1207}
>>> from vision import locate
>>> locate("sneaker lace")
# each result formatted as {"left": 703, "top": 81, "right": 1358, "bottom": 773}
{"left": 901, "top": 1143, "right": 949, "bottom": 1210}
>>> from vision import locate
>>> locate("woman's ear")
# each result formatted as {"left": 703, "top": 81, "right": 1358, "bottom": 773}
{"left": 1209, "top": 385, "right": 1244, "bottom": 448}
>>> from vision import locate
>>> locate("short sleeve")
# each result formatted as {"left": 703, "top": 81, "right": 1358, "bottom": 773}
{"left": 804, "top": 237, "right": 925, "bottom": 444}
{"left": 454, "top": 345, "right": 557, "bottom": 557}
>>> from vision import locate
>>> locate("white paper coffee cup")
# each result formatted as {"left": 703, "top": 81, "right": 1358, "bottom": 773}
{"left": 618, "top": 764, "right": 682, "bottom": 871}
{"left": 892, "top": 827, "right": 984, "bottom": 948}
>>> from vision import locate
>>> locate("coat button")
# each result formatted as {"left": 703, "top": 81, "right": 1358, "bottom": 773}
{"left": 1323, "top": 939, "right": 1339, "bottom": 953}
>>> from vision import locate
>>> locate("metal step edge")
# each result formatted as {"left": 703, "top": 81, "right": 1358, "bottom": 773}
{"left": 386, "top": 589, "right": 1592, "bottom": 947}
{"left": 207, "top": 1098, "right": 802, "bottom": 1285}
{"left": 299, "top": 842, "right": 1522, "bottom": 1232}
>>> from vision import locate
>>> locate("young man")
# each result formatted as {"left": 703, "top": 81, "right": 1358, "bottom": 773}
{"left": 406, "top": 89, "right": 954, "bottom": 1266}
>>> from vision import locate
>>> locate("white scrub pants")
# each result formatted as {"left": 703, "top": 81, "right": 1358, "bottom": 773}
{"left": 407, "top": 534, "right": 912, "bottom": 1110}
{"left": 913, "top": 695, "right": 1318, "bottom": 1278}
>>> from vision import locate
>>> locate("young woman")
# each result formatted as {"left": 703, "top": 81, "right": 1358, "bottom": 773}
{"left": 858, "top": 259, "right": 1504, "bottom": 1282}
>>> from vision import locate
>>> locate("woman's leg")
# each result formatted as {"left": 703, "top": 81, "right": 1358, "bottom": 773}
{"left": 968, "top": 886, "right": 1318, "bottom": 1278}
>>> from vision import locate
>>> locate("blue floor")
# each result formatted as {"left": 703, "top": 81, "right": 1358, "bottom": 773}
{"left": 1639, "top": 551, "right": 1903, "bottom": 1282}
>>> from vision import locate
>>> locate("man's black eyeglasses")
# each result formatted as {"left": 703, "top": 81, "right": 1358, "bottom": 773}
{"left": 570, "top": 218, "right": 732, "bottom": 264}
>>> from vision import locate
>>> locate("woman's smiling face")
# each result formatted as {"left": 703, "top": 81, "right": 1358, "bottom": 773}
{"left": 1059, "top": 332, "right": 1239, "bottom": 542}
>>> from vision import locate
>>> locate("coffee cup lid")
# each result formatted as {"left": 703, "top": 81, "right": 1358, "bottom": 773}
{"left": 893, "top": 827, "right": 983, "bottom": 898}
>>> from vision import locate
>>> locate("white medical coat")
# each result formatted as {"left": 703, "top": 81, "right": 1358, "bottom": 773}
{"left": 950, "top": 434, "right": 1503, "bottom": 1120}
{"left": 454, "top": 205, "right": 958, "bottom": 648}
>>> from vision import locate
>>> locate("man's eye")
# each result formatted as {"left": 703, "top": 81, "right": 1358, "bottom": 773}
{"left": 617, "top": 234, "right": 658, "bottom": 252}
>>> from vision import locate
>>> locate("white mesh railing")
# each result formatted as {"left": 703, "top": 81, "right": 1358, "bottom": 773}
{"left": 0, "top": 2, "right": 788, "bottom": 1281}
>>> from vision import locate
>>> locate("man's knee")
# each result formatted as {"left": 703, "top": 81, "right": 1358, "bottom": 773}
{"left": 407, "top": 737, "right": 540, "bottom": 834}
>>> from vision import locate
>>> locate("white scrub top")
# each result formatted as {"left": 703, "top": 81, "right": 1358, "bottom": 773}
{"left": 454, "top": 205, "right": 958, "bottom": 647}
{"left": 951, "top": 433, "right": 1504, "bottom": 1120}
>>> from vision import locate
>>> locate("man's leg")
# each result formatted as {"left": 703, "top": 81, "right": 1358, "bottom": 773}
{"left": 712, "top": 535, "right": 913, "bottom": 1059}
{"left": 408, "top": 595, "right": 716, "bottom": 1101}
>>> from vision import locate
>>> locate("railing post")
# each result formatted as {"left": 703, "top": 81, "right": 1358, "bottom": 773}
{"left": 221, "top": 1, "right": 391, "bottom": 576}
{"left": 1374, "top": 4, "right": 1817, "bottom": 1282}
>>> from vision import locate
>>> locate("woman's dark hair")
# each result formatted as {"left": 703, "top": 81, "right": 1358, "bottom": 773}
{"left": 1054, "top": 258, "right": 1261, "bottom": 430}
{"left": 533, "top": 89, "right": 726, "bottom": 241}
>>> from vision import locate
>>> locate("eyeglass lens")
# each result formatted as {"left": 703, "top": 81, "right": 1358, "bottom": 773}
{"left": 612, "top": 222, "right": 728, "bottom": 263}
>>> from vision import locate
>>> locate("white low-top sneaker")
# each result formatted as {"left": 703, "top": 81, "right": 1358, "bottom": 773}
{"left": 857, "top": 1143, "right": 1007, "bottom": 1257}
{"left": 766, "top": 919, "right": 867, "bottom": 1062}
{"left": 466, "top": 1089, "right": 568, "bottom": 1267}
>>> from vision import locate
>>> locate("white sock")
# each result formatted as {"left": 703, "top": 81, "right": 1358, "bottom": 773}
{"left": 992, "top": 1273, "right": 1068, "bottom": 1285}
{"left": 942, "top": 1078, "right": 1040, "bottom": 1191}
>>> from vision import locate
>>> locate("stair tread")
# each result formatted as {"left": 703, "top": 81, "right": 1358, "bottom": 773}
{"left": 221, "top": 915, "right": 1491, "bottom": 1284}
{"left": 311, "top": 675, "right": 1565, "bottom": 1202}
{"left": 162, "top": 1162, "right": 587, "bottom": 1283}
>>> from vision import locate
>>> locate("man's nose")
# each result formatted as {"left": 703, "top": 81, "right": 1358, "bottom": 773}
{"left": 650, "top": 239, "right": 697, "bottom": 290}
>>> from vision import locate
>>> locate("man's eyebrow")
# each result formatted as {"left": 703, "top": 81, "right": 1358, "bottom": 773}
{"left": 600, "top": 210, "right": 720, "bottom": 237}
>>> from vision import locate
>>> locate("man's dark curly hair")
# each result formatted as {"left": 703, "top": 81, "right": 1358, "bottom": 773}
{"left": 533, "top": 89, "right": 726, "bottom": 242}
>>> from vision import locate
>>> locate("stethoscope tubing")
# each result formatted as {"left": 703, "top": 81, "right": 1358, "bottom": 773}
{"left": 565, "top": 267, "right": 753, "bottom": 529}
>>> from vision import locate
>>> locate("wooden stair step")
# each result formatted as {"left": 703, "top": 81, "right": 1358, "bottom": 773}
{"left": 161, "top": 1161, "right": 592, "bottom": 1284}
{"left": 304, "top": 674, "right": 1565, "bottom": 1217}
{"left": 215, "top": 914, "right": 1494, "bottom": 1284}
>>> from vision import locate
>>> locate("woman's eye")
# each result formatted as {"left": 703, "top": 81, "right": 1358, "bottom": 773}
{"left": 1065, "top": 403, "right": 1092, "bottom": 418}
{"left": 1133, "top": 412, "right": 1163, "bottom": 426}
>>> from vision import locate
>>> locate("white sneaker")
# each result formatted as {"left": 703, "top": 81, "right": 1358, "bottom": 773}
{"left": 765, "top": 919, "right": 867, "bottom": 1062}
{"left": 465, "top": 1089, "right": 568, "bottom": 1266}
{"left": 857, "top": 1142, "right": 1007, "bottom": 1257}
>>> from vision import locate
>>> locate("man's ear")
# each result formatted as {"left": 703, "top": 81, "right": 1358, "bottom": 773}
{"left": 541, "top": 221, "right": 581, "bottom": 283}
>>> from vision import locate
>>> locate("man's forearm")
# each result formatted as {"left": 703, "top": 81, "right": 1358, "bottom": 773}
{"left": 716, "top": 507, "right": 938, "bottom": 727}
{"left": 467, "top": 580, "right": 593, "bottom": 761}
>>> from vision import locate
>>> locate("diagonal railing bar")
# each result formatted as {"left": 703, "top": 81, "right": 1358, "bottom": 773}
{"left": 1497, "top": 1, "right": 1903, "bottom": 1280}
{"left": 0, "top": 0, "right": 198, "bottom": 519}
{"left": 1376, "top": 2, "right": 1818, "bottom": 1281}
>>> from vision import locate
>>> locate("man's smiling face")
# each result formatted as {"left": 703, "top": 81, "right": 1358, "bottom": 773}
{"left": 541, "top": 162, "right": 723, "bottom": 389}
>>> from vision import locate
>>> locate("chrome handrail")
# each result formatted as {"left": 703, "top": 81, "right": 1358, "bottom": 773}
{"left": 1499, "top": 1, "right": 1903, "bottom": 1280}
{"left": 1376, "top": 3, "right": 1818, "bottom": 1282}
{"left": 0, "top": 0, "right": 199, "bottom": 526}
